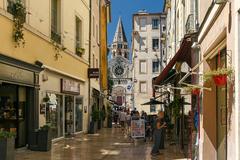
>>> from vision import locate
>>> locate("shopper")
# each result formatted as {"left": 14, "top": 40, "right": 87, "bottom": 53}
{"left": 151, "top": 111, "right": 166, "bottom": 156}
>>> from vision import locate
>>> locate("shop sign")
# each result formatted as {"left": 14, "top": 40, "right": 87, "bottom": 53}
{"left": 0, "top": 62, "right": 34, "bottom": 85}
{"left": 61, "top": 79, "right": 80, "bottom": 95}
{"left": 88, "top": 68, "right": 99, "bottom": 78}
{"left": 131, "top": 119, "right": 145, "bottom": 138}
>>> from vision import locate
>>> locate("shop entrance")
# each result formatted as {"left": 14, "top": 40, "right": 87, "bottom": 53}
{"left": 65, "top": 96, "right": 74, "bottom": 135}
{"left": 0, "top": 83, "right": 28, "bottom": 148}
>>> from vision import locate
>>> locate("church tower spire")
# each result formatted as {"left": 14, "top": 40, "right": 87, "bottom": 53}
{"left": 111, "top": 17, "right": 129, "bottom": 59}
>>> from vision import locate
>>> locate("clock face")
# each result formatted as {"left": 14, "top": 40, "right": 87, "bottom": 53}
{"left": 114, "top": 65, "right": 124, "bottom": 76}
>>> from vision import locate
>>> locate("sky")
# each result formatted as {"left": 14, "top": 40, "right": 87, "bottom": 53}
{"left": 107, "top": 0, "right": 164, "bottom": 48}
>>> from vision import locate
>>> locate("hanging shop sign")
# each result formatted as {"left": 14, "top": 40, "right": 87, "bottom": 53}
{"left": 61, "top": 79, "right": 80, "bottom": 95}
{"left": 88, "top": 68, "right": 99, "bottom": 78}
{"left": 0, "top": 62, "right": 34, "bottom": 85}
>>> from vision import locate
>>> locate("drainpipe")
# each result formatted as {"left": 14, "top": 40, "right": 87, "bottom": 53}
{"left": 88, "top": 0, "right": 92, "bottom": 133}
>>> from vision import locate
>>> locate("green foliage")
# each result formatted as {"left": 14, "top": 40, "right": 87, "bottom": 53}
{"left": 12, "top": 0, "right": 26, "bottom": 47}
{"left": 203, "top": 67, "right": 233, "bottom": 82}
{"left": 107, "top": 106, "right": 112, "bottom": 118}
{"left": 100, "top": 110, "right": 106, "bottom": 120}
{"left": 51, "top": 40, "right": 66, "bottom": 60}
{"left": 76, "top": 47, "right": 85, "bottom": 57}
{"left": 0, "top": 131, "right": 16, "bottom": 139}
{"left": 92, "top": 108, "right": 100, "bottom": 122}
{"left": 169, "top": 98, "right": 181, "bottom": 118}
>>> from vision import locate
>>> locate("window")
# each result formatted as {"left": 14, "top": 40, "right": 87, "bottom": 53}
{"left": 162, "top": 25, "right": 166, "bottom": 32}
{"left": 118, "top": 44, "right": 122, "bottom": 49}
{"left": 75, "top": 17, "right": 82, "bottom": 55}
{"left": 139, "top": 60, "right": 147, "bottom": 74}
{"left": 96, "top": 24, "right": 99, "bottom": 43}
{"left": 150, "top": 105, "right": 156, "bottom": 112}
{"left": 93, "top": 54, "right": 95, "bottom": 68}
{"left": 152, "top": 18, "right": 159, "bottom": 29}
{"left": 51, "top": 0, "right": 61, "bottom": 44}
{"left": 139, "top": 18, "right": 146, "bottom": 31}
{"left": 152, "top": 38, "right": 159, "bottom": 50}
{"left": 93, "top": 16, "right": 95, "bottom": 37}
{"left": 96, "top": 58, "right": 98, "bottom": 68}
{"left": 139, "top": 81, "right": 147, "bottom": 93}
{"left": 152, "top": 60, "right": 159, "bottom": 73}
{"left": 139, "top": 37, "right": 146, "bottom": 51}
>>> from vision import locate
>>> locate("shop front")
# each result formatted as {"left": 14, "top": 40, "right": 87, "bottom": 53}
{"left": 39, "top": 70, "right": 85, "bottom": 140}
{"left": 0, "top": 54, "right": 42, "bottom": 148}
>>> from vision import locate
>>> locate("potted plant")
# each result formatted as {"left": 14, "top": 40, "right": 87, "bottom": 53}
{"left": 107, "top": 106, "right": 113, "bottom": 128}
{"left": 76, "top": 47, "right": 85, "bottom": 57}
{"left": 29, "top": 124, "right": 52, "bottom": 151}
{"left": 204, "top": 67, "right": 233, "bottom": 86}
{"left": 0, "top": 130, "right": 16, "bottom": 160}
{"left": 183, "top": 87, "right": 200, "bottom": 95}
{"left": 89, "top": 108, "right": 100, "bottom": 134}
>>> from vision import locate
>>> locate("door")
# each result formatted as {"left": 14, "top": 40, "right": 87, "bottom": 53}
{"left": 65, "top": 96, "right": 74, "bottom": 135}
{"left": 17, "top": 86, "right": 27, "bottom": 147}
{"left": 75, "top": 97, "right": 83, "bottom": 132}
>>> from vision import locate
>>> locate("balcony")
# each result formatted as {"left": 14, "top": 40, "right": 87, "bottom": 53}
{"left": 185, "top": 14, "right": 196, "bottom": 34}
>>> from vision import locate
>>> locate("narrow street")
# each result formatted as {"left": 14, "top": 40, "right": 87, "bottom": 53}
{"left": 16, "top": 128, "right": 185, "bottom": 160}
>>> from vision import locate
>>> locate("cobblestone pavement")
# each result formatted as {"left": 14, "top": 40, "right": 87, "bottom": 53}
{"left": 16, "top": 128, "right": 186, "bottom": 160}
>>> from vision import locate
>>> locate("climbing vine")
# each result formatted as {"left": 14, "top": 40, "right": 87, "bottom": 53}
{"left": 12, "top": 0, "right": 26, "bottom": 47}
{"left": 51, "top": 40, "right": 66, "bottom": 60}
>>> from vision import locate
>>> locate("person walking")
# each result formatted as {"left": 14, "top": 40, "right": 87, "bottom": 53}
{"left": 151, "top": 111, "right": 166, "bottom": 156}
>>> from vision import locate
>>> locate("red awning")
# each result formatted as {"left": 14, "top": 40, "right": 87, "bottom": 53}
{"left": 153, "top": 37, "right": 192, "bottom": 86}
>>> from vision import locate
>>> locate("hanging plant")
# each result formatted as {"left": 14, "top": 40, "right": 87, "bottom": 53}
{"left": 12, "top": 0, "right": 26, "bottom": 47}
{"left": 203, "top": 67, "right": 233, "bottom": 86}
{"left": 183, "top": 86, "right": 200, "bottom": 95}
{"left": 76, "top": 47, "right": 85, "bottom": 57}
{"left": 51, "top": 40, "right": 66, "bottom": 60}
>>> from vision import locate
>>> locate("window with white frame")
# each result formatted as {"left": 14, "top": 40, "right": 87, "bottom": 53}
{"left": 139, "top": 37, "right": 146, "bottom": 51}
{"left": 152, "top": 18, "right": 159, "bottom": 29}
{"left": 139, "top": 60, "right": 147, "bottom": 74}
{"left": 152, "top": 60, "right": 159, "bottom": 73}
{"left": 51, "top": 0, "right": 61, "bottom": 44}
{"left": 152, "top": 38, "right": 159, "bottom": 50}
{"left": 139, "top": 81, "right": 147, "bottom": 93}
{"left": 75, "top": 16, "right": 82, "bottom": 55}
{"left": 139, "top": 18, "right": 146, "bottom": 31}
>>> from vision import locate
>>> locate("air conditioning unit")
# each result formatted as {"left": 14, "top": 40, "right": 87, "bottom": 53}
{"left": 215, "top": 0, "right": 228, "bottom": 4}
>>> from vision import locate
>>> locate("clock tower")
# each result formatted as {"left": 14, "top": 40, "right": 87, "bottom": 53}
{"left": 108, "top": 17, "right": 132, "bottom": 108}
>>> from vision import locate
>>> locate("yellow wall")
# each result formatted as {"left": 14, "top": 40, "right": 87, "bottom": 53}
{"left": 0, "top": 14, "right": 88, "bottom": 80}
{"left": 100, "top": 4, "right": 108, "bottom": 91}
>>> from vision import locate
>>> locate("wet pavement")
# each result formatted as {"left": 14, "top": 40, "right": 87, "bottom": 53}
{"left": 16, "top": 127, "right": 186, "bottom": 160}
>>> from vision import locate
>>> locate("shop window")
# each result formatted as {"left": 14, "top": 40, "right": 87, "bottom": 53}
{"left": 75, "top": 97, "right": 83, "bottom": 132}
{"left": 65, "top": 96, "right": 74, "bottom": 135}
{"left": 51, "top": 0, "right": 61, "bottom": 44}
